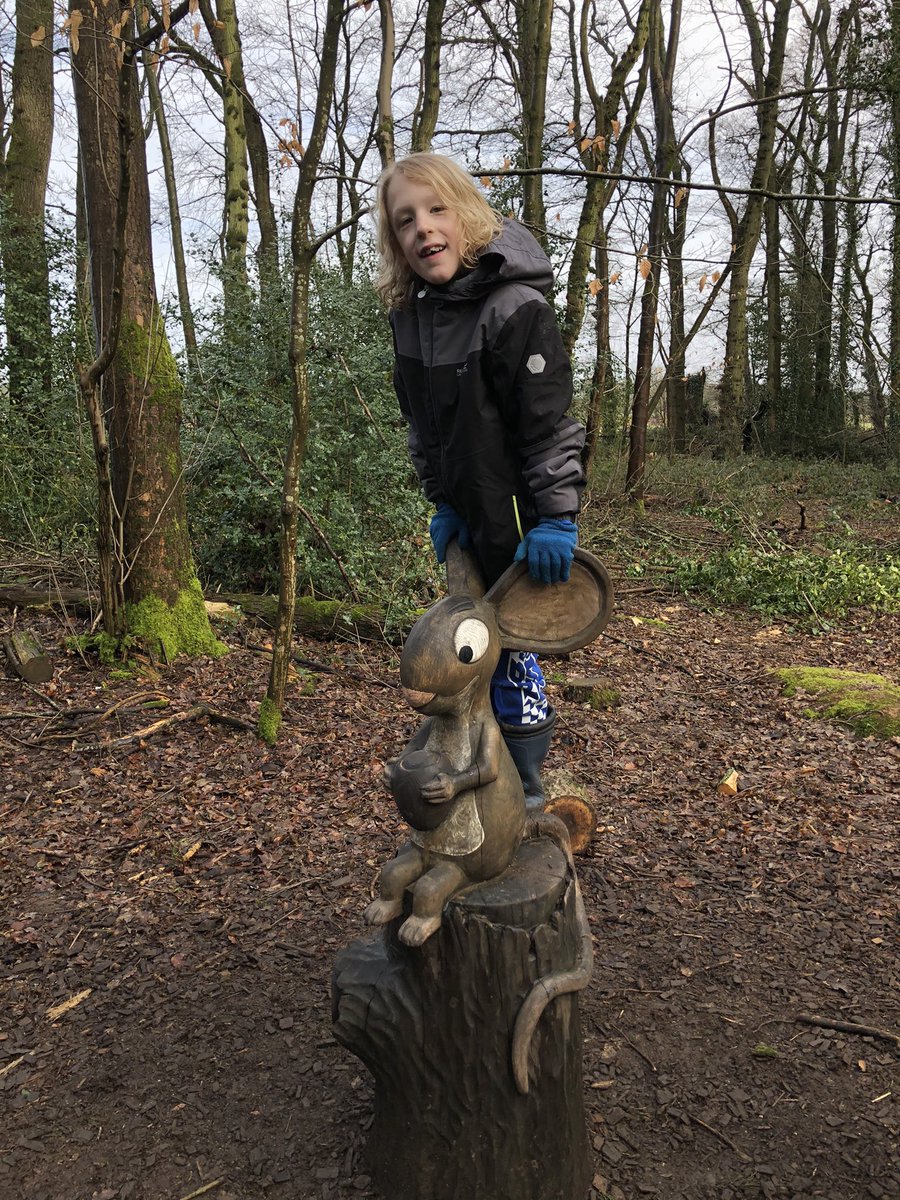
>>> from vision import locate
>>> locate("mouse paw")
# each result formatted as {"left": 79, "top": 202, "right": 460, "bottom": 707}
{"left": 398, "top": 914, "right": 442, "bottom": 946}
{"left": 364, "top": 898, "right": 402, "bottom": 925}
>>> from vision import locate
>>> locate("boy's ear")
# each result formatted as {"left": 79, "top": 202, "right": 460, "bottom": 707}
{"left": 483, "top": 549, "right": 613, "bottom": 654}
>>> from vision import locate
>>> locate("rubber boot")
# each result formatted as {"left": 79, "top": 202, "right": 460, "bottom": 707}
{"left": 499, "top": 708, "right": 556, "bottom": 813}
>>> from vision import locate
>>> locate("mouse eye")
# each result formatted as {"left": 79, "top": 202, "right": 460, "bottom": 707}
{"left": 454, "top": 618, "right": 490, "bottom": 664}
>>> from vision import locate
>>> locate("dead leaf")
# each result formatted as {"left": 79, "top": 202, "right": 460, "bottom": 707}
{"left": 588, "top": 279, "right": 603, "bottom": 297}
{"left": 567, "top": 119, "right": 577, "bottom": 134}
{"left": 639, "top": 257, "right": 651, "bottom": 279}
{"left": 479, "top": 176, "right": 492, "bottom": 188}
{"left": 674, "top": 186, "right": 686, "bottom": 208}
{"left": 699, "top": 272, "right": 708, "bottom": 292}
{"left": 63, "top": 10, "right": 83, "bottom": 55}
{"left": 610, "top": 271, "right": 621, "bottom": 285}
{"left": 611, "top": 119, "right": 621, "bottom": 136}
{"left": 30, "top": 25, "right": 46, "bottom": 48}
{"left": 182, "top": 840, "right": 203, "bottom": 862}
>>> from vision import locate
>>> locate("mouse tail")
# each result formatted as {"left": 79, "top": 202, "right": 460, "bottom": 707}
{"left": 511, "top": 816, "right": 594, "bottom": 1095}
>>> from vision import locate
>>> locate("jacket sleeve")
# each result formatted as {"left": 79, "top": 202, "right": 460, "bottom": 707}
{"left": 489, "top": 298, "right": 586, "bottom": 517}
{"left": 393, "top": 357, "right": 444, "bottom": 507}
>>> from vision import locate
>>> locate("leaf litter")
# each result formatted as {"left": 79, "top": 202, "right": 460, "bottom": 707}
{"left": 0, "top": 595, "right": 897, "bottom": 1200}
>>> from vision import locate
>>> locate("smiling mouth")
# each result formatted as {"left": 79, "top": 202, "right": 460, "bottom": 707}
{"left": 419, "top": 245, "right": 446, "bottom": 258}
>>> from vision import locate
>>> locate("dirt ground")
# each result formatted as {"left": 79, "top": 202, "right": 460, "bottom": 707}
{"left": 1, "top": 574, "right": 898, "bottom": 1200}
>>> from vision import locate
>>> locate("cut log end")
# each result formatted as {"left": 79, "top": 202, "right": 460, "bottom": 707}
{"left": 543, "top": 768, "right": 598, "bottom": 854}
{"left": 545, "top": 795, "right": 597, "bottom": 854}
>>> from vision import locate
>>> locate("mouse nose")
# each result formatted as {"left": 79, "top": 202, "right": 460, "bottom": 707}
{"left": 402, "top": 687, "right": 435, "bottom": 709}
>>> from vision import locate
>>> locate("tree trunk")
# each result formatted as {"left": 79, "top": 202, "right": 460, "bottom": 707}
{"left": 70, "top": 0, "right": 220, "bottom": 658}
{"left": 581, "top": 233, "right": 614, "bottom": 475}
{"left": 717, "top": 0, "right": 792, "bottom": 453}
{"left": 764, "top": 190, "right": 782, "bottom": 448}
{"left": 333, "top": 837, "right": 590, "bottom": 1200}
{"left": 410, "top": 0, "right": 445, "bottom": 153}
{"left": 517, "top": 0, "right": 554, "bottom": 244}
{"left": 1, "top": 0, "right": 55, "bottom": 411}
{"left": 262, "top": 0, "right": 344, "bottom": 743}
{"left": 144, "top": 50, "right": 198, "bottom": 368}
{"left": 375, "top": 0, "right": 395, "bottom": 168}
{"left": 890, "top": 0, "right": 900, "bottom": 443}
{"left": 202, "top": 0, "right": 251, "bottom": 316}
{"left": 561, "top": 0, "right": 651, "bottom": 358}
{"left": 666, "top": 167, "right": 688, "bottom": 452}
{"left": 627, "top": 0, "right": 680, "bottom": 499}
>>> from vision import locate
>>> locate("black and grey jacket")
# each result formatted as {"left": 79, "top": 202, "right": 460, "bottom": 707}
{"left": 390, "top": 220, "right": 586, "bottom": 586}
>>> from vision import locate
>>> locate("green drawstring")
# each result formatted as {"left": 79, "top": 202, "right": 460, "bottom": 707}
{"left": 512, "top": 495, "right": 525, "bottom": 541}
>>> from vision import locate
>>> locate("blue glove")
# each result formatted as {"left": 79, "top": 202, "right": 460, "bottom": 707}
{"left": 429, "top": 503, "right": 472, "bottom": 564}
{"left": 514, "top": 518, "right": 578, "bottom": 584}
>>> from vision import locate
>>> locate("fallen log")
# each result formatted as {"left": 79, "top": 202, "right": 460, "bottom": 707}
{"left": 0, "top": 582, "right": 412, "bottom": 642}
{"left": 3, "top": 630, "right": 54, "bottom": 684}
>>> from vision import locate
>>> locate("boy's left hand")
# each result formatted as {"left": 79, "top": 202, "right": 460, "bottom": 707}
{"left": 514, "top": 518, "right": 578, "bottom": 584}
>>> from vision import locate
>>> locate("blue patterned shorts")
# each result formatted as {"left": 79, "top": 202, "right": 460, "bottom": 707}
{"left": 490, "top": 650, "right": 548, "bottom": 727}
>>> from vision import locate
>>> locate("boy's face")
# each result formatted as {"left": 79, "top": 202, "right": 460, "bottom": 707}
{"left": 387, "top": 174, "right": 463, "bottom": 286}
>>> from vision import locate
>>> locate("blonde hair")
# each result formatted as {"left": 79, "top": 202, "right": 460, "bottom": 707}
{"left": 375, "top": 153, "right": 503, "bottom": 309}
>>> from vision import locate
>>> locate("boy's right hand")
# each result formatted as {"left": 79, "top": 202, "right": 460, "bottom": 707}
{"left": 429, "top": 503, "right": 471, "bottom": 563}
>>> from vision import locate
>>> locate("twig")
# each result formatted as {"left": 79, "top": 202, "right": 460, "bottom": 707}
{"left": 296, "top": 501, "right": 361, "bottom": 602}
{"left": 608, "top": 1024, "right": 657, "bottom": 1072}
{"left": 337, "top": 352, "right": 390, "bottom": 445}
{"left": 74, "top": 705, "right": 254, "bottom": 749}
{"left": 36, "top": 691, "right": 171, "bottom": 741}
{"left": 0, "top": 1055, "right": 27, "bottom": 1078}
{"left": 688, "top": 1112, "right": 751, "bottom": 1162}
{"left": 177, "top": 1180, "right": 225, "bottom": 1200}
{"left": 797, "top": 1014, "right": 900, "bottom": 1046}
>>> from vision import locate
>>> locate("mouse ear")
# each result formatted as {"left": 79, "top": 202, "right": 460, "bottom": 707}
{"left": 444, "top": 538, "right": 486, "bottom": 598}
{"left": 483, "top": 548, "right": 613, "bottom": 653}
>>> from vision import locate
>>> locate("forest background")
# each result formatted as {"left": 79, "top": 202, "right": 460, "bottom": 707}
{"left": 0, "top": 0, "right": 899, "bottom": 719}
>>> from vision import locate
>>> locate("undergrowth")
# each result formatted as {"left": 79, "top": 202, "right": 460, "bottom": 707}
{"left": 585, "top": 450, "right": 900, "bottom": 627}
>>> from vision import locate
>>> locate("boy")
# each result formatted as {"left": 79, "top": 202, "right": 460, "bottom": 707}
{"left": 376, "top": 153, "right": 586, "bottom": 808}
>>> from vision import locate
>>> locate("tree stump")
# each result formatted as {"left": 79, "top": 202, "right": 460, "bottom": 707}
{"left": 332, "top": 836, "right": 591, "bottom": 1200}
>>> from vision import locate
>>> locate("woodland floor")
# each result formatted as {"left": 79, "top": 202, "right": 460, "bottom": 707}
{"left": 1, "top": 545, "right": 898, "bottom": 1200}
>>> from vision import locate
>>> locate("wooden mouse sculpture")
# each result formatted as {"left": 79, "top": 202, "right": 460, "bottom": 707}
{"left": 365, "top": 540, "right": 613, "bottom": 950}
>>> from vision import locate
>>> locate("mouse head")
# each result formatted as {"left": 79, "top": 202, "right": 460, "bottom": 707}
{"left": 400, "top": 594, "right": 501, "bottom": 715}
{"left": 398, "top": 540, "right": 614, "bottom": 717}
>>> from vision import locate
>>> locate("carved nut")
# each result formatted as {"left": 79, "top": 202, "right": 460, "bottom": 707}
{"left": 391, "top": 748, "right": 456, "bottom": 831}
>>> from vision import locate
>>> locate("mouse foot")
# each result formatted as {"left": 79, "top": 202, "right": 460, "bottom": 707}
{"left": 364, "top": 898, "right": 402, "bottom": 925}
{"left": 398, "top": 914, "right": 442, "bottom": 946}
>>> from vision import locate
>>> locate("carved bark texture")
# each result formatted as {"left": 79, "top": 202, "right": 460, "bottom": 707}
{"left": 333, "top": 838, "right": 590, "bottom": 1200}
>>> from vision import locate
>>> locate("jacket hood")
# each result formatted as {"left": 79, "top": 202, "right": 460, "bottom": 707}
{"left": 424, "top": 219, "right": 553, "bottom": 302}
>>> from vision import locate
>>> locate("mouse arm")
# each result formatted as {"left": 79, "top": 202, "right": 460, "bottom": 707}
{"left": 419, "top": 721, "right": 502, "bottom": 802}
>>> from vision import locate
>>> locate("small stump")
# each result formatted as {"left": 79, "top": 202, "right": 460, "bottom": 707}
{"left": 332, "top": 837, "right": 590, "bottom": 1200}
